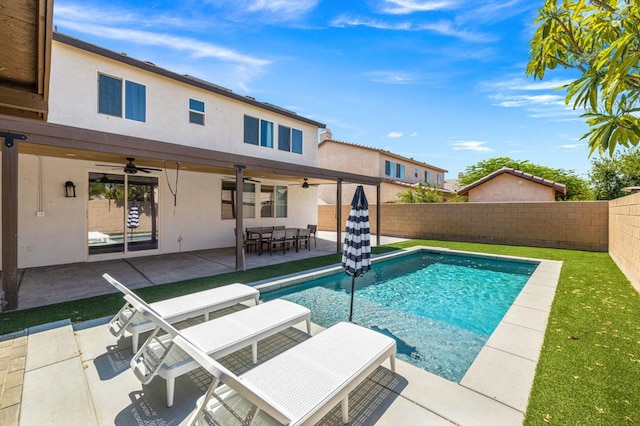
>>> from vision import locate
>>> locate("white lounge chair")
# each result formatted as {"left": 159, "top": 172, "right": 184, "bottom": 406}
{"left": 126, "top": 293, "right": 311, "bottom": 407}
{"left": 103, "top": 273, "right": 260, "bottom": 353}
{"left": 176, "top": 321, "right": 397, "bottom": 425}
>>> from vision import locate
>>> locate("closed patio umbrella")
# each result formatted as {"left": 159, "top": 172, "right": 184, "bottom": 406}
{"left": 127, "top": 205, "right": 139, "bottom": 240}
{"left": 341, "top": 185, "right": 371, "bottom": 322}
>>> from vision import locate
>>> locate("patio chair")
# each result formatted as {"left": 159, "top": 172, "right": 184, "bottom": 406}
{"left": 284, "top": 228, "right": 298, "bottom": 252}
{"left": 176, "top": 321, "right": 396, "bottom": 425}
{"left": 235, "top": 228, "right": 258, "bottom": 253}
{"left": 267, "top": 229, "right": 287, "bottom": 255}
{"left": 297, "top": 227, "right": 311, "bottom": 251}
{"left": 128, "top": 296, "right": 311, "bottom": 407}
{"left": 307, "top": 224, "right": 318, "bottom": 247}
{"left": 104, "top": 273, "right": 259, "bottom": 353}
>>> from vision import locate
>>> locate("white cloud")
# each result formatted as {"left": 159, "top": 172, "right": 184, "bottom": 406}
{"left": 494, "top": 94, "right": 565, "bottom": 108}
{"left": 378, "top": 0, "right": 460, "bottom": 15}
{"left": 366, "top": 71, "right": 417, "bottom": 84}
{"left": 331, "top": 15, "right": 412, "bottom": 30}
{"left": 244, "top": 0, "right": 319, "bottom": 21}
{"left": 331, "top": 15, "right": 493, "bottom": 42}
{"left": 559, "top": 143, "right": 584, "bottom": 149}
{"left": 387, "top": 132, "right": 404, "bottom": 138}
{"left": 56, "top": 20, "right": 269, "bottom": 69}
{"left": 451, "top": 140, "right": 492, "bottom": 152}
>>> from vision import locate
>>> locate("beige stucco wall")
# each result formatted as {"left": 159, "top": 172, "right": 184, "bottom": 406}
{"left": 48, "top": 41, "right": 319, "bottom": 167}
{"left": 319, "top": 201, "right": 609, "bottom": 251}
{"left": 609, "top": 192, "right": 640, "bottom": 292}
{"left": 467, "top": 173, "right": 557, "bottom": 202}
{"left": 317, "top": 141, "right": 446, "bottom": 204}
{"left": 1, "top": 153, "right": 318, "bottom": 268}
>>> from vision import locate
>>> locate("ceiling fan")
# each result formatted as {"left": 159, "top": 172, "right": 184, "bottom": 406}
{"left": 291, "top": 178, "right": 320, "bottom": 189}
{"left": 96, "top": 157, "right": 162, "bottom": 174}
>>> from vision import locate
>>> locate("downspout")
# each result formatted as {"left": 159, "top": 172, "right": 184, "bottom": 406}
{"left": 235, "top": 165, "right": 245, "bottom": 271}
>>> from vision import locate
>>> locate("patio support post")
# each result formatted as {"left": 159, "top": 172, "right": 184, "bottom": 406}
{"left": 234, "top": 165, "right": 245, "bottom": 271}
{"left": 1, "top": 132, "right": 26, "bottom": 311}
{"left": 336, "top": 178, "right": 343, "bottom": 253}
{"left": 376, "top": 183, "right": 381, "bottom": 246}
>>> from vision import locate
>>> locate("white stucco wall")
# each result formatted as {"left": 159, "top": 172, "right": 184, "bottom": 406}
{"left": 2, "top": 153, "right": 318, "bottom": 268}
{"left": 467, "top": 173, "right": 557, "bottom": 202}
{"left": 48, "top": 41, "right": 319, "bottom": 166}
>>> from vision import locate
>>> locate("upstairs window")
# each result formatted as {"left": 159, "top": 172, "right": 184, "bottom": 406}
{"left": 125, "top": 81, "right": 146, "bottom": 122}
{"left": 384, "top": 160, "right": 395, "bottom": 177}
{"left": 189, "top": 99, "right": 205, "bottom": 125}
{"left": 244, "top": 115, "right": 259, "bottom": 145}
{"left": 396, "top": 164, "right": 406, "bottom": 179}
{"left": 414, "top": 167, "right": 419, "bottom": 178}
{"left": 98, "top": 73, "right": 146, "bottom": 122}
{"left": 425, "top": 170, "right": 431, "bottom": 184}
{"left": 278, "top": 125, "right": 291, "bottom": 151}
{"left": 292, "top": 129, "right": 303, "bottom": 154}
{"left": 436, "top": 173, "right": 442, "bottom": 187}
{"left": 260, "top": 120, "right": 274, "bottom": 148}
{"left": 98, "top": 74, "right": 122, "bottom": 117}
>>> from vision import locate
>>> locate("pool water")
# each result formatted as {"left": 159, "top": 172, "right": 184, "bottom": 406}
{"left": 261, "top": 251, "right": 538, "bottom": 382}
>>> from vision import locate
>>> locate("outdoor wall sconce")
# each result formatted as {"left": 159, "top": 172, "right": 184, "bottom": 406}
{"left": 64, "top": 181, "right": 76, "bottom": 198}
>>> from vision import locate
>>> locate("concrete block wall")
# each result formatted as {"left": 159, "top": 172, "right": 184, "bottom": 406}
{"left": 609, "top": 192, "right": 640, "bottom": 291}
{"left": 319, "top": 201, "right": 609, "bottom": 252}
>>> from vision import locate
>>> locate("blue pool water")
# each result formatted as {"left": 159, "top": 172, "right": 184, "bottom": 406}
{"left": 261, "top": 251, "right": 538, "bottom": 382}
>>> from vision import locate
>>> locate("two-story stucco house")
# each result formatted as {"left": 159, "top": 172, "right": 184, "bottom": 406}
{"left": 317, "top": 131, "right": 449, "bottom": 205}
{"left": 0, "top": 31, "right": 380, "bottom": 308}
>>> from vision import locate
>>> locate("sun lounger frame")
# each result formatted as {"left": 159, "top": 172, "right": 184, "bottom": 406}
{"left": 176, "top": 321, "right": 396, "bottom": 425}
{"left": 127, "top": 294, "right": 311, "bottom": 407}
{"left": 103, "top": 273, "right": 259, "bottom": 352}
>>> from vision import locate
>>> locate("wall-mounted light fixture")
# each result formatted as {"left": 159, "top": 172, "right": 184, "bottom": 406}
{"left": 64, "top": 181, "right": 76, "bottom": 198}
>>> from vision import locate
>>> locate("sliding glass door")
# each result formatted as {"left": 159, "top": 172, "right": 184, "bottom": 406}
{"left": 88, "top": 172, "right": 158, "bottom": 255}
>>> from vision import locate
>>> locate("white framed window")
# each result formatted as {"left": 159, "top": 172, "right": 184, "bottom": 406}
{"left": 189, "top": 99, "right": 205, "bottom": 125}
{"left": 98, "top": 73, "right": 146, "bottom": 122}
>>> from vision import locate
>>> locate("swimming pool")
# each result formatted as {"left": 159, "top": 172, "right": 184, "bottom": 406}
{"left": 260, "top": 249, "right": 539, "bottom": 382}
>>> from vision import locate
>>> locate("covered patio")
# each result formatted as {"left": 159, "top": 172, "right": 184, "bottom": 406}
{"left": 0, "top": 114, "right": 383, "bottom": 311}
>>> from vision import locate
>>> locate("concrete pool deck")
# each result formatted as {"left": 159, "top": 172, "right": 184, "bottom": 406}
{"left": 2, "top": 246, "right": 562, "bottom": 425}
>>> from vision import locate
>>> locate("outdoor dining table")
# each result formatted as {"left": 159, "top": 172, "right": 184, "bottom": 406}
{"left": 246, "top": 228, "right": 304, "bottom": 255}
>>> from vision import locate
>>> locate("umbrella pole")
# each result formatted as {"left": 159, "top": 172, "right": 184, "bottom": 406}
{"left": 349, "top": 275, "right": 356, "bottom": 322}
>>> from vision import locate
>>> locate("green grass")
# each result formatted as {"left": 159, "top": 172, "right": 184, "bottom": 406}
{"left": 1, "top": 240, "right": 638, "bottom": 424}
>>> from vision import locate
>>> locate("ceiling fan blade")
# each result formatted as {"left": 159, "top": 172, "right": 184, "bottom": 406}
{"left": 137, "top": 167, "right": 163, "bottom": 172}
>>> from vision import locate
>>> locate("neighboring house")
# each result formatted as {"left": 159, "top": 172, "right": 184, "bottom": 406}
{"left": 0, "top": 25, "right": 380, "bottom": 308}
{"left": 457, "top": 167, "right": 567, "bottom": 202}
{"left": 317, "top": 131, "right": 449, "bottom": 204}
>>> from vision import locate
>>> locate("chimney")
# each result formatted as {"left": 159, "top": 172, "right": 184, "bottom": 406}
{"left": 320, "top": 128, "right": 333, "bottom": 141}
{"left": 458, "top": 172, "right": 464, "bottom": 179}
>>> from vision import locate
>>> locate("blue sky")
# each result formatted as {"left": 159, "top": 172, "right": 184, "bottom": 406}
{"left": 53, "top": 0, "right": 594, "bottom": 179}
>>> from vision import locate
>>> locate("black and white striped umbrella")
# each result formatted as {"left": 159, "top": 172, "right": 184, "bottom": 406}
{"left": 127, "top": 205, "right": 140, "bottom": 229}
{"left": 341, "top": 185, "right": 371, "bottom": 322}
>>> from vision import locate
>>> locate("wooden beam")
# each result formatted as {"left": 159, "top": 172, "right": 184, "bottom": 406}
{"left": 0, "top": 87, "right": 48, "bottom": 114}
{"left": 1, "top": 132, "right": 26, "bottom": 310}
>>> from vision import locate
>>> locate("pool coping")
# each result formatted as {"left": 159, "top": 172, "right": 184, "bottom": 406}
{"left": 251, "top": 245, "right": 563, "bottom": 424}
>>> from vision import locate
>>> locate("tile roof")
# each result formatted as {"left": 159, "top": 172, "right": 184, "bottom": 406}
{"left": 457, "top": 167, "right": 567, "bottom": 195}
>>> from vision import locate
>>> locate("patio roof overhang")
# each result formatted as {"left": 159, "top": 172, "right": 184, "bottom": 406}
{"left": 0, "top": 114, "right": 382, "bottom": 187}
{"left": 1, "top": 114, "right": 382, "bottom": 310}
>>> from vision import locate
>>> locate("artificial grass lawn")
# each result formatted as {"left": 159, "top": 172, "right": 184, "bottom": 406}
{"left": 1, "top": 240, "right": 638, "bottom": 424}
